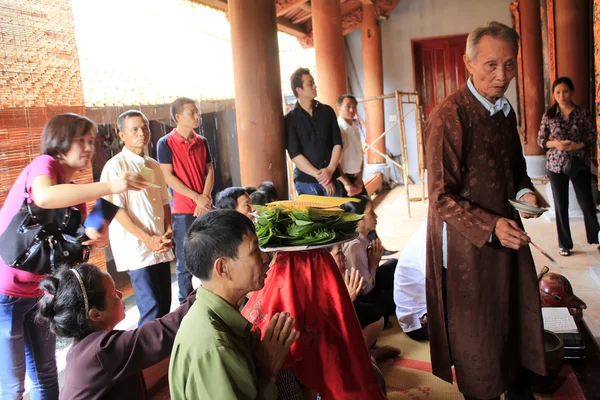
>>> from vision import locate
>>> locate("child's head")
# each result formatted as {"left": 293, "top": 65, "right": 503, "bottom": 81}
{"left": 215, "top": 187, "right": 252, "bottom": 218}
{"left": 36, "top": 264, "right": 125, "bottom": 338}
{"left": 340, "top": 195, "right": 377, "bottom": 233}
{"left": 41, "top": 113, "right": 96, "bottom": 171}
{"left": 258, "top": 181, "right": 278, "bottom": 202}
{"left": 249, "top": 190, "right": 269, "bottom": 206}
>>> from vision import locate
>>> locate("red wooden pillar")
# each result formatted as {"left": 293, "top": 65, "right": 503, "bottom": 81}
{"left": 594, "top": 0, "right": 600, "bottom": 184}
{"left": 554, "top": 0, "right": 591, "bottom": 108}
{"left": 229, "top": 0, "right": 288, "bottom": 197}
{"left": 362, "top": 3, "right": 386, "bottom": 164}
{"left": 312, "top": 0, "right": 347, "bottom": 109}
{"left": 518, "top": 0, "right": 546, "bottom": 155}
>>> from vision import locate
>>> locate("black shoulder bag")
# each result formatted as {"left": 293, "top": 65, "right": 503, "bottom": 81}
{"left": 0, "top": 171, "right": 89, "bottom": 275}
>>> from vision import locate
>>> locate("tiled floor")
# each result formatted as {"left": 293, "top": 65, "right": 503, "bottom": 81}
{"left": 372, "top": 184, "right": 600, "bottom": 344}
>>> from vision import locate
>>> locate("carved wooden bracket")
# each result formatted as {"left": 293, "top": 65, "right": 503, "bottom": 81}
{"left": 297, "top": 0, "right": 399, "bottom": 48}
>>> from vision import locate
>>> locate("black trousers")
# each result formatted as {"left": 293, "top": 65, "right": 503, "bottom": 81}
{"left": 356, "top": 258, "right": 398, "bottom": 324}
{"left": 406, "top": 324, "right": 429, "bottom": 341}
{"left": 548, "top": 168, "right": 599, "bottom": 250}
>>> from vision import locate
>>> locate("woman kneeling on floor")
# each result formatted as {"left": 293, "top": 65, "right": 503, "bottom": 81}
{"left": 35, "top": 263, "right": 195, "bottom": 400}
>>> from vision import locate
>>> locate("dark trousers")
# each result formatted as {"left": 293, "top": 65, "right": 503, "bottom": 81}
{"left": 172, "top": 213, "right": 196, "bottom": 303}
{"left": 357, "top": 258, "right": 398, "bottom": 323}
{"left": 406, "top": 324, "right": 429, "bottom": 341}
{"left": 128, "top": 261, "right": 172, "bottom": 327}
{"left": 294, "top": 180, "right": 343, "bottom": 197}
{"left": 548, "top": 168, "right": 599, "bottom": 250}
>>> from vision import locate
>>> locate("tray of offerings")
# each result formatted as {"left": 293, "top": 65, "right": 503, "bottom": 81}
{"left": 254, "top": 196, "right": 363, "bottom": 252}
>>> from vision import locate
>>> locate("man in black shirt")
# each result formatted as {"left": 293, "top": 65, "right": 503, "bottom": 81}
{"left": 285, "top": 68, "right": 343, "bottom": 196}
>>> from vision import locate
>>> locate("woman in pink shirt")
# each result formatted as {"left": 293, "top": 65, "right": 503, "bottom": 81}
{"left": 0, "top": 113, "right": 140, "bottom": 399}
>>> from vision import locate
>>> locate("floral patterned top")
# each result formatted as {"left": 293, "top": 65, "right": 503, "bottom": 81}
{"left": 537, "top": 106, "right": 597, "bottom": 174}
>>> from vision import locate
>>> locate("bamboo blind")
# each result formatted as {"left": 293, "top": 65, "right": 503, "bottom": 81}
{"left": 0, "top": 0, "right": 105, "bottom": 268}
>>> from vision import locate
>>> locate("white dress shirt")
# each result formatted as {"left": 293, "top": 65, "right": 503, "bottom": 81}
{"left": 441, "top": 79, "right": 532, "bottom": 268}
{"left": 101, "top": 147, "right": 174, "bottom": 272}
{"left": 394, "top": 222, "right": 427, "bottom": 332}
{"left": 337, "top": 116, "right": 364, "bottom": 175}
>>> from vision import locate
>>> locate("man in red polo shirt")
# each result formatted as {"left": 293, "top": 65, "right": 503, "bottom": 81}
{"left": 158, "top": 97, "right": 214, "bottom": 303}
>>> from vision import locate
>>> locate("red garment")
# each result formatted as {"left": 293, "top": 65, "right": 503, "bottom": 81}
{"left": 242, "top": 249, "right": 385, "bottom": 400}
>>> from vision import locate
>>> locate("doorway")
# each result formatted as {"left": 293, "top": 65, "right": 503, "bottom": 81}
{"left": 412, "top": 35, "right": 469, "bottom": 118}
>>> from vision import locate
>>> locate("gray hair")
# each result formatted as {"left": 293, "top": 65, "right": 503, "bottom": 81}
{"left": 465, "top": 21, "right": 519, "bottom": 61}
{"left": 116, "top": 109, "right": 149, "bottom": 132}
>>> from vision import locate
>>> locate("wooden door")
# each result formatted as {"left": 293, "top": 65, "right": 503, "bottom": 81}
{"left": 413, "top": 35, "right": 469, "bottom": 118}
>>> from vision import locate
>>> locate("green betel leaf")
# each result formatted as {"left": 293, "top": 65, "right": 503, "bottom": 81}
{"left": 294, "top": 219, "right": 313, "bottom": 226}
{"left": 257, "top": 216, "right": 270, "bottom": 227}
{"left": 287, "top": 223, "right": 315, "bottom": 238}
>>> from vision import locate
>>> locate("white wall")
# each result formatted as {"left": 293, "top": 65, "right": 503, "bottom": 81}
{"left": 345, "top": 0, "right": 517, "bottom": 182}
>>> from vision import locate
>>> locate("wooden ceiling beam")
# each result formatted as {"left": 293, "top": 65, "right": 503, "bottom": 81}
{"left": 275, "top": 0, "right": 309, "bottom": 17}
{"left": 294, "top": 13, "right": 312, "bottom": 24}
{"left": 298, "top": 2, "right": 312, "bottom": 12}
{"left": 191, "top": 0, "right": 308, "bottom": 37}
{"left": 195, "top": 0, "right": 228, "bottom": 12}
{"left": 276, "top": 17, "right": 307, "bottom": 37}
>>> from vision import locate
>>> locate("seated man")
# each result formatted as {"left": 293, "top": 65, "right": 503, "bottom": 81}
{"left": 393, "top": 222, "right": 428, "bottom": 341}
{"left": 214, "top": 187, "right": 253, "bottom": 218}
{"left": 169, "top": 209, "right": 300, "bottom": 399}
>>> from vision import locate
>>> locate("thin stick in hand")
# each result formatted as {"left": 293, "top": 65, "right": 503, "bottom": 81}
{"left": 530, "top": 241, "right": 556, "bottom": 264}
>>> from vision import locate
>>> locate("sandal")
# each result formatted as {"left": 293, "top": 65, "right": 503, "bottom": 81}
{"left": 559, "top": 249, "right": 571, "bottom": 257}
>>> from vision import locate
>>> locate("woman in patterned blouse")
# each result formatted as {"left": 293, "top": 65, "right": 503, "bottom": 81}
{"left": 537, "top": 77, "right": 599, "bottom": 256}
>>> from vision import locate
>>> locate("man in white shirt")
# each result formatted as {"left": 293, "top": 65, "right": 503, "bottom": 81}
{"left": 336, "top": 94, "right": 366, "bottom": 197}
{"left": 394, "top": 222, "right": 428, "bottom": 341}
{"left": 101, "top": 110, "right": 175, "bottom": 327}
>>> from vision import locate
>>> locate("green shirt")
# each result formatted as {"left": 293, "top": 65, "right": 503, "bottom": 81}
{"left": 169, "top": 287, "right": 278, "bottom": 400}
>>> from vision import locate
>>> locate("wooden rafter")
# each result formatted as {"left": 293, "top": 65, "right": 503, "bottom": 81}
{"left": 276, "top": 17, "right": 307, "bottom": 37}
{"left": 193, "top": 0, "right": 401, "bottom": 45}
{"left": 195, "top": 0, "right": 227, "bottom": 12}
{"left": 275, "top": 0, "right": 309, "bottom": 17}
{"left": 191, "top": 0, "right": 306, "bottom": 37}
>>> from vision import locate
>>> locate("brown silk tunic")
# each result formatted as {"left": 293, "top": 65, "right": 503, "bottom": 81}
{"left": 424, "top": 85, "right": 546, "bottom": 399}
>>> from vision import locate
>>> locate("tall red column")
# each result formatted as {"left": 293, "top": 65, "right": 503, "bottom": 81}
{"left": 519, "top": 0, "right": 546, "bottom": 155}
{"left": 229, "top": 0, "right": 288, "bottom": 197}
{"left": 362, "top": 4, "right": 385, "bottom": 164}
{"left": 312, "top": 0, "right": 347, "bottom": 109}
{"left": 362, "top": 3, "right": 386, "bottom": 164}
{"left": 554, "top": 0, "right": 591, "bottom": 108}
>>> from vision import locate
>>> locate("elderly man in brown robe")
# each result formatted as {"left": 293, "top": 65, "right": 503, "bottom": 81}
{"left": 424, "top": 21, "right": 546, "bottom": 400}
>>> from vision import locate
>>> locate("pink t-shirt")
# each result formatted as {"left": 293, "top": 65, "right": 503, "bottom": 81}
{"left": 0, "top": 155, "right": 87, "bottom": 298}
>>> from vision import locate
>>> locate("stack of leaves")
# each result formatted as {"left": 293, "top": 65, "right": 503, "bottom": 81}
{"left": 254, "top": 205, "right": 363, "bottom": 248}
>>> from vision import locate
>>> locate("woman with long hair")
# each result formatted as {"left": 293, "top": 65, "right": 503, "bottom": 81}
{"left": 0, "top": 113, "right": 140, "bottom": 399}
{"left": 538, "top": 77, "right": 599, "bottom": 256}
